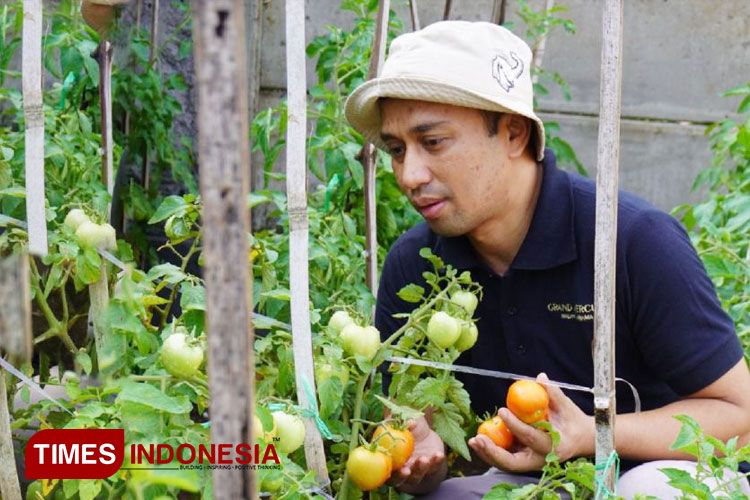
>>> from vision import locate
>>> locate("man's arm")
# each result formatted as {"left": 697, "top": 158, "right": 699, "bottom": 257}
{"left": 470, "top": 361, "right": 750, "bottom": 471}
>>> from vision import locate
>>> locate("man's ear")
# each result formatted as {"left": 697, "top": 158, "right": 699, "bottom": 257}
{"left": 502, "top": 114, "right": 533, "bottom": 159}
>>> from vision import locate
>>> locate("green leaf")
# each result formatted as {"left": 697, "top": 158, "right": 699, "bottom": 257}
{"left": 118, "top": 382, "right": 192, "bottom": 414}
{"left": 148, "top": 195, "right": 188, "bottom": 223}
{"left": 397, "top": 283, "right": 424, "bottom": 303}
{"left": 0, "top": 146, "right": 12, "bottom": 161}
{"left": 180, "top": 282, "right": 205, "bottom": 312}
{"left": 374, "top": 395, "right": 424, "bottom": 422}
{"left": 262, "top": 288, "right": 291, "bottom": 301}
{"left": 75, "top": 351, "right": 92, "bottom": 375}
{"left": 419, "top": 247, "right": 444, "bottom": 270}
{"left": 146, "top": 263, "right": 187, "bottom": 284}
{"left": 432, "top": 409, "right": 470, "bottom": 460}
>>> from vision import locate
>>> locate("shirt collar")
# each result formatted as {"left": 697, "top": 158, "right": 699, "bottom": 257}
{"left": 437, "top": 149, "right": 578, "bottom": 271}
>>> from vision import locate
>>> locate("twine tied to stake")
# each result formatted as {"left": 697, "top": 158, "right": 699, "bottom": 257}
{"left": 594, "top": 450, "right": 620, "bottom": 500}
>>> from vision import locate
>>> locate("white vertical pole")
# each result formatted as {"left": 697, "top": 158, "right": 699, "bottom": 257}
{"left": 22, "top": 0, "right": 47, "bottom": 257}
{"left": 593, "top": 0, "right": 624, "bottom": 493}
{"left": 285, "top": 0, "right": 330, "bottom": 486}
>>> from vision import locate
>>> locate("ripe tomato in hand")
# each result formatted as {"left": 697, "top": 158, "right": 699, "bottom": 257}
{"left": 477, "top": 416, "right": 514, "bottom": 449}
{"left": 506, "top": 380, "right": 549, "bottom": 424}
{"left": 346, "top": 446, "right": 392, "bottom": 491}
{"left": 372, "top": 425, "right": 415, "bottom": 469}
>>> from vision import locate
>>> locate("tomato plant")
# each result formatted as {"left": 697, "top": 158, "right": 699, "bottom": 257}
{"left": 159, "top": 331, "right": 204, "bottom": 378}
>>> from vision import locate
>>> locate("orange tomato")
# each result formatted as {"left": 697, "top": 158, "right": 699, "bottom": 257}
{"left": 506, "top": 380, "right": 549, "bottom": 424}
{"left": 346, "top": 446, "right": 392, "bottom": 491}
{"left": 372, "top": 425, "right": 415, "bottom": 469}
{"left": 477, "top": 416, "right": 514, "bottom": 449}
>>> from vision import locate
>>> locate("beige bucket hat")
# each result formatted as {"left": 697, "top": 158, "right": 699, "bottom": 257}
{"left": 345, "top": 21, "right": 545, "bottom": 161}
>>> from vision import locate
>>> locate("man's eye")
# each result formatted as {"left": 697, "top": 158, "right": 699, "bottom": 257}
{"left": 424, "top": 137, "right": 444, "bottom": 148}
{"left": 388, "top": 145, "right": 405, "bottom": 157}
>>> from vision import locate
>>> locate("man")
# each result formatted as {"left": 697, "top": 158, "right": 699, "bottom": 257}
{"left": 344, "top": 21, "right": 750, "bottom": 498}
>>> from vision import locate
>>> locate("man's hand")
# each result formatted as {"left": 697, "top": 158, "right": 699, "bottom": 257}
{"left": 468, "top": 373, "right": 594, "bottom": 473}
{"left": 389, "top": 415, "right": 447, "bottom": 494}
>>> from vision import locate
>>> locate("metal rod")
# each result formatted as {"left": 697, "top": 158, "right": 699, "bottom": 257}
{"left": 593, "top": 0, "right": 624, "bottom": 492}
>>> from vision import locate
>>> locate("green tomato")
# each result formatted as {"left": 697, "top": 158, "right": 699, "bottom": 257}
{"left": 253, "top": 415, "right": 263, "bottom": 439}
{"left": 260, "top": 472, "right": 284, "bottom": 492}
{"left": 426, "top": 311, "right": 461, "bottom": 348}
{"left": 340, "top": 324, "right": 380, "bottom": 361}
{"left": 63, "top": 208, "right": 90, "bottom": 231}
{"left": 455, "top": 321, "right": 479, "bottom": 351}
{"left": 75, "top": 221, "right": 116, "bottom": 250}
{"left": 160, "top": 333, "right": 204, "bottom": 377}
{"left": 272, "top": 411, "right": 305, "bottom": 454}
{"left": 328, "top": 310, "right": 354, "bottom": 333}
{"left": 451, "top": 290, "right": 479, "bottom": 316}
{"left": 315, "top": 362, "right": 349, "bottom": 387}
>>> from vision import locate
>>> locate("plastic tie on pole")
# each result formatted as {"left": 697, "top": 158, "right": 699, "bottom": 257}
{"left": 299, "top": 374, "right": 333, "bottom": 440}
{"left": 594, "top": 450, "right": 620, "bottom": 500}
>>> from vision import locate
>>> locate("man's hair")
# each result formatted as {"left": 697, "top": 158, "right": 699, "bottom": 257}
{"left": 479, "top": 110, "right": 538, "bottom": 157}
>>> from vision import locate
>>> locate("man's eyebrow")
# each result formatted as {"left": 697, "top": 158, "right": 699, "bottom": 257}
{"left": 380, "top": 121, "right": 448, "bottom": 142}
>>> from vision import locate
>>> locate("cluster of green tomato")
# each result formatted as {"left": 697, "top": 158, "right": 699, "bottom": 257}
{"left": 63, "top": 208, "right": 117, "bottom": 250}
{"left": 426, "top": 290, "right": 479, "bottom": 351}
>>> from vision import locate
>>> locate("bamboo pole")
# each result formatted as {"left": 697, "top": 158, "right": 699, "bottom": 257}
{"left": 192, "top": 1, "right": 256, "bottom": 498}
{"left": 442, "top": 0, "right": 452, "bottom": 20}
{"left": 530, "top": 0, "right": 555, "bottom": 85}
{"left": 358, "top": 0, "right": 390, "bottom": 296}
{"left": 285, "top": 0, "right": 330, "bottom": 486}
{"left": 0, "top": 367, "right": 22, "bottom": 500}
{"left": 23, "top": 0, "right": 47, "bottom": 257}
{"left": 93, "top": 41, "right": 114, "bottom": 203}
{"left": 0, "top": 254, "right": 31, "bottom": 500}
{"left": 408, "top": 0, "right": 420, "bottom": 31}
{"left": 491, "top": 0, "right": 507, "bottom": 25}
{"left": 593, "top": 0, "right": 624, "bottom": 492}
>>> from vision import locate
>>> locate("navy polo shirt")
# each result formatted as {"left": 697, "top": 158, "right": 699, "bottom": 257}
{"left": 375, "top": 149, "right": 743, "bottom": 467}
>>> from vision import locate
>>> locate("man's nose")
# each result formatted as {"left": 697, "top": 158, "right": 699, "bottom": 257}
{"left": 398, "top": 148, "right": 432, "bottom": 192}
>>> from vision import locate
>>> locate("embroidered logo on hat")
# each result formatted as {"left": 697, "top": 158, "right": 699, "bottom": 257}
{"left": 491, "top": 51, "right": 524, "bottom": 93}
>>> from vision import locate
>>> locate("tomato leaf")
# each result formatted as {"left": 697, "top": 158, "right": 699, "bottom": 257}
{"left": 374, "top": 395, "right": 423, "bottom": 422}
{"left": 118, "top": 382, "right": 192, "bottom": 414}
{"left": 432, "top": 409, "right": 470, "bottom": 461}
{"left": 397, "top": 283, "right": 424, "bottom": 303}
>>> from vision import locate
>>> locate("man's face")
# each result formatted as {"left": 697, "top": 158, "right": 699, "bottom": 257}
{"left": 379, "top": 99, "right": 514, "bottom": 238}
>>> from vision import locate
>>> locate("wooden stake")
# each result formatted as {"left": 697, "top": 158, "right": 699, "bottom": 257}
{"left": 23, "top": 0, "right": 47, "bottom": 257}
{"left": 192, "top": 1, "right": 256, "bottom": 497}
{"left": 442, "top": 0, "right": 452, "bottom": 20}
{"left": 531, "top": 0, "right": 555, "bottom": 85}
{"left": 359, "top": 0, "right": 390, "bottom": 296}
{"left": 593, "top": 0, "right": 624, "bottom": 492}
{"left": 0, "top": 254, "right": 30, "bottom": 500}
{"left": 0, "top": 366, "right": 22, "bottom": 500}
{"left": 491, "top": 0, "right": 507, "bottom": 25}
{"left": 93, "top": 41, "right": 114, "bottom": 201}
{"left": 409, "top": 0, "right": 420, "bottom": 31}
{"left": 285, "top": 0, "right": 330, "bottom": 486}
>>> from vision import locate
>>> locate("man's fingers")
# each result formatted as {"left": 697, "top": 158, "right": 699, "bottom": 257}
{"left": 497, "top": 408, "right": 551, "bottom": 455}
{"left": 469, "top": 435, "right": 516, "bottom": 469}
{"left": 536, "top": 372, "right": 567, "bottom": 412}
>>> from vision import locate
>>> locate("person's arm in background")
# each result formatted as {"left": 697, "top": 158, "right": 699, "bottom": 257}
{"left": 375, "top": 238, "right": 448, "bottom": 494}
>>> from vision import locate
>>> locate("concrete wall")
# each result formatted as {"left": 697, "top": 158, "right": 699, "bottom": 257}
{"left": 256, "top": 0, "right": 750, "bottom": 212}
